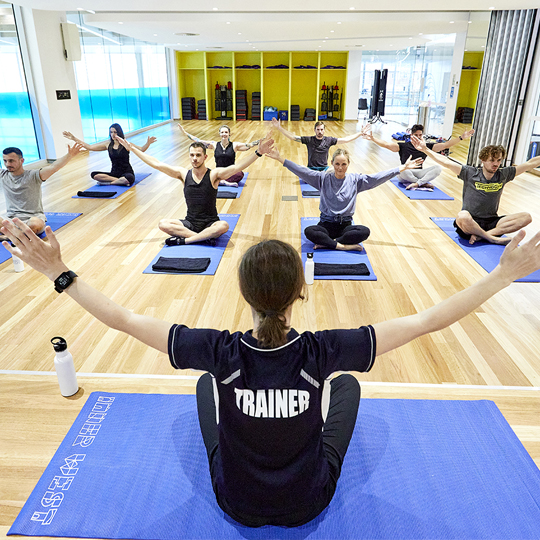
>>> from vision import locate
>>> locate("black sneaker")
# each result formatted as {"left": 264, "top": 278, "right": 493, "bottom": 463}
{"left": 165, "top": 236, "right": 185, "bottom": 246}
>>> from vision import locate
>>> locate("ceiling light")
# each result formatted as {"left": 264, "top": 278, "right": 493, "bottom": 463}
{"left": 226, "top": 22, "right": 230, "bottom": 24}
{"left": 349, "top": 6, "right": 355, "bottom": 9}
{"left": 213, "top": 7, "right": 218, "bottom": 10}
{"left": 337, "top": 21, "right": 341, "bottom": 24}
{"left": 238, "top": 33, "right": 241, "bottom": 35}
{"left": 449, "top": 21, "right": 454, "bottom": 23}
{"left": 154, "top": 34, "right": 157, "bottom": 36}
{"left": 323, "top": 40, "right": 326, "bottom": 43}
{"left": 325, "top": 37, "right": 328, "bottom": 39}
{"left": 409, "top": 37, "right": 413, "bottom": 39}
{"left": 419, "top": 33, "right": 423, "bottom": 35}
{"left": 482, "top": 45, "right": 485, "bottom": 48}
{"left": 118, "top": 22, "right": 123, "bottom": 24}
{"left": 246, "top": 39, "right": 249, "bottom": 42}
{"left": 489, "top": 6, "right": 494, "bottom": 9}
{"left": 468, "top": 20, "right": 472, "bottom": 23}
{"left": 77, "top": 7, "right": 83, "bottom": 10}
{"left": 331, "top": 30, "right": 334, "bottom": 33}
{"left": 86, "top": 9, "right": 95, "bottom": 13}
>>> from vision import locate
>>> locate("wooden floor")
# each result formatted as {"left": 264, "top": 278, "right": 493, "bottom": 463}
{"left": 1, "top": 119, "right": 540, "bottom": 537}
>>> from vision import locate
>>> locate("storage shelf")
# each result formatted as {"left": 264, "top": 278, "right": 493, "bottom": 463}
{"left": 176, "top": 51, "right": 348, "bottom": 121}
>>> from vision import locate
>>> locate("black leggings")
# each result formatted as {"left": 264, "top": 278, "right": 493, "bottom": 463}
{"left": 305, "top": 220, "right": 370, "bottom": 249}
{"left": 196, "top": 372, "right": 361, "bottom": 526}
{"left": 91, "top": 171, "right": 135, "bottom": 185}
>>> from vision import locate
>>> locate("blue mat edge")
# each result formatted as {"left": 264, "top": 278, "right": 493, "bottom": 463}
{"left": 391, "top": 179, "right": 454, "bottom": 200}
{"left": 72, "top": 172, "right": 151, "bottom": 199}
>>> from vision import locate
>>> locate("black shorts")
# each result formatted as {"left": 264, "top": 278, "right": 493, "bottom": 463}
{"left": 181, "top": 217, "right": 220, "bottom": 234}
{"left": 454, "top": 215, "right": 504, "bottom": 241}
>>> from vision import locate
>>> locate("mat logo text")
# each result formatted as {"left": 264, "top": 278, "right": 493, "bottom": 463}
{"left": 29, "top": 396, "right": 115, "bottom": 526}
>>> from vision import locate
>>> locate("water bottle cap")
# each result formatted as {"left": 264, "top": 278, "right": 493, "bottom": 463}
{"left": 51, "top": 336, "right": 67, "bottom": 352}
{"left": 307, "top": 252, "right": 314, "bottom": 259}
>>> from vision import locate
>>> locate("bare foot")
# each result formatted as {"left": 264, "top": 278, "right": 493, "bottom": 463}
{"left": 313, "top": 244, "right": 325, "bottom": 250}
{"left": 405, "top": 182, "right": 419, "bottom": 190}
{"left": 469, "top": 234, "right": 479, "bottom": 245}
{"left": 96, "top": 181, "right": 112, "bottom": 185}
{"left": 423, "top": 183, "right": 435, "bottom": 189}
{"left": 220, "top": 180, "right": 238, "bottom": 188}
{"left": 336, "top": 242, "right": 364, "bottom": 252}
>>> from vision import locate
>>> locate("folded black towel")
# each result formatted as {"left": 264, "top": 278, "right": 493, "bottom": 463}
{"left": 77, "top": 191, "right": 116, "bottom": 198}
{"left": 217, "top": 191, "right": 237, "bottom": 199}
{"left": 314, "top": 262, "right": 370, "bottom": 276}
{"left": 152, "top": 257, "right": 211, "bottom": 273}
{"left": 304, "top": 190, "right": 320, "bottom": 196}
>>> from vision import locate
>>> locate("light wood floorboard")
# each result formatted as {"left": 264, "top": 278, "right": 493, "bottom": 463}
{"left": 1, "top": 119, "right": 540, "bottom": 535}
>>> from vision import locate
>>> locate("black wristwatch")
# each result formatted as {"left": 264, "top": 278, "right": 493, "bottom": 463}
{"left": 54, "top": 270, "right": 78, "bottom": 293}
{"left": 255, "top": 150, "right": 262, "bottom": 157}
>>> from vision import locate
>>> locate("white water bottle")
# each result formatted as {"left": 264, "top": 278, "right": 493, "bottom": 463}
{"left": 12, "top": 254, "right": 24, "bottom": 272}
{"left": 305, "top": 252, "right": 314, "bottom": 285}
{"left": 51, "top": 337, "right": 78, "bottom": 397}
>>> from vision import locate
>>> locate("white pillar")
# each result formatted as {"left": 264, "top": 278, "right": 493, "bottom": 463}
{"left": 15, "top": 7, "right": 83, "bottom": 160}
{"left": 345, "top": 50, "right": 362, "bottom": 121}
{"left": 442, "top": 32, "right": 467, "bottom": 138}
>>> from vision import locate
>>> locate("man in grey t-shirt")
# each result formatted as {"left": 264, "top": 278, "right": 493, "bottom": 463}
{"left": 412, "top": 137, "right": 540, "bottom": 245}
{"left": 1, "top": 144, "right": 82, "bottom": 239}
{"left": 271, "top": 118, "right": 367, "bottom": 169}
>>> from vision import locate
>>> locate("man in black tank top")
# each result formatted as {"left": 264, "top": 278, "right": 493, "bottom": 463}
{"left": 117, "top": 136, "right": 274, "bottom": 245}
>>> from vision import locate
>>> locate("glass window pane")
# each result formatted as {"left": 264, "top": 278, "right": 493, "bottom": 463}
{"left": 0, "top": 4, "right": 40, "bottom": 164}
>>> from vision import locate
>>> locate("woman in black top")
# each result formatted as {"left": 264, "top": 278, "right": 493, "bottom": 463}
{"left": 63, "top": 123, "right": 156, "bottom": 186}
{"left": 179, "top": 124, "right": 260, "bottom": 187}
{"left": 4, "top": 214, "right": 540, "bottom": 527}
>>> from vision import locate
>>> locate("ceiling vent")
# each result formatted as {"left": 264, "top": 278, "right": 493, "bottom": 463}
{"left": 175, "top": 33, "right": 199, "bottom": 36}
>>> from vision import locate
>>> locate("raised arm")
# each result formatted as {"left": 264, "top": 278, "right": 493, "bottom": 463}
{"left": 432, "top": 128, "right": 474, "bottom": 152}
{"left": 213, "top": 137, "right": 274, "bottom": 182}
{"left": 132, "top": 136, "right": 157, "bottom": 153}
{"left": 1, "top": 219, "right": 171, "bottom": 353}
{"left": 233, "top": 140, "right": 260, "bottom": 152}
{"left": 411, "top": 135, "right": 463, "bottom": 176}
{"left": 39, "top": 143, "right": 83, "bottom": 181}
{"left": 362, "top": 127, "right": 400, "bottom": 152}
{"left": 116, "top": 137, "right": 187, "bottom": 180}
{"left": 271, "top": 117, "right": 301, "bottom": 142}
{"left": 178, "top": 124, "right": 215, "bottom": 150}
{"left": 374, "top": 230, "right": 540, "bottom": 355}
{"left": 514, "top": 154, "right": 540, "bottom": 176}
{"left": 62, "top": 131, "right": 108, "bottom": 152}
{"left": 336, "top": 131, "right": 364, "bottom": 144}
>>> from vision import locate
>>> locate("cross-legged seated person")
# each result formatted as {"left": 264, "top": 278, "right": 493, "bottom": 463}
{"left": 0, "top": 144, "right": 82, "bottom": 240}
{"left": 116, "top": 136, "right": 273, "bottom": 245}
{"left": 63, "top": 124, "right": 156, "bottom": 186}
{"left": 411, "top": 136, "right": 539, "bottom": 245}
{"left": 271, "top": 118, "right": 368, "bottom": 170}
{"left": 267, "top": 146, "right": 421, "bottom": 250}
{"left": 178, "top": 124, "right": 260, "bottom": 187}
{"left": 363, "top": 124, "right": 474, "bottom": 190}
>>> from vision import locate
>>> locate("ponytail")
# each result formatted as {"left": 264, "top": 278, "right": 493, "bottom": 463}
{"left": 239, "top": 240, "right": 305, "bottom": 348}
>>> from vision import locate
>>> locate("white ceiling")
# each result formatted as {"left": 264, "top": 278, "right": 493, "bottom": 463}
{"left": 11, "top": 0, "right": 530, "bottom": 51}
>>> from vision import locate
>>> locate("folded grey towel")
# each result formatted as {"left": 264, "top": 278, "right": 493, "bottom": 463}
{"left": 77, "top": 191, "right": 116, "bottom": 198}
{"left": 304, "top": 190, "right": 320, "bottom": 196}
{"left": 314, "top": 262, "right": 370, "bottom": 276}
{"left": 152, "top": 257, "right": 211, "bottom": 273}
{"left": 217, "top": 191, "right": 237, "bottom": 199}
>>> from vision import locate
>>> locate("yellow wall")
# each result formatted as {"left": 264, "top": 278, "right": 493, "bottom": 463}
{"left": 456, "top": 52, "right": 484, "bottom": 110}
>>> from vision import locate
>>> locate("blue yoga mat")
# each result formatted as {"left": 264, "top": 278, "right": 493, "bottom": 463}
{"left": 431, "top": 216, "right": 540, "bottom": 282}
{"left": 217, "top": 172, "right": 247, "bottom": 199}
{"left": 0, "top": 212, "right": 82, "bottom": 266}
{"left": 301, "top": 217, "right": 376, "bottom": 281}
{"left": 391, "top": 179, "right": 454, "bottom": 200}
{"left": 9, "top": 394, "right": 540, "bottom": 539}
{"left": 72, "top": 172, "right": 151, "bottom": 199}
{"left": 143, "top": 214, "right": 240, "bottom": 276}
{"left": 299, "top": 179, "right": 320, "bottom": 198}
